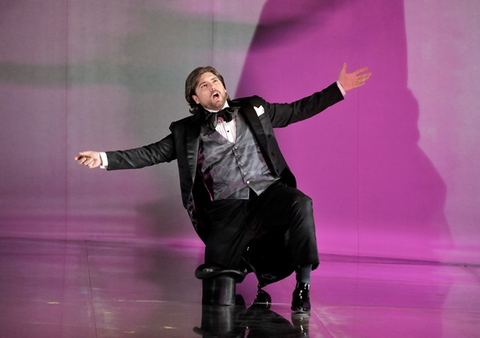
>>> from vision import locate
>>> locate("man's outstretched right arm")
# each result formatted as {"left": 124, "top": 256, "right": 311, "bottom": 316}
{"left": 74, "top": 134, "right": 176, "bottom": 170}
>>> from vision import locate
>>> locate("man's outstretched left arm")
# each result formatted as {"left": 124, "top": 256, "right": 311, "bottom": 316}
{"left": 265, "top": 63, "right": 372, "bottom": 127}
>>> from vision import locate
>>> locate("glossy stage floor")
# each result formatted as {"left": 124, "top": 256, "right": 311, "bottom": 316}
{"left": 1, "top": 237, "right": 479, "bottom": 338}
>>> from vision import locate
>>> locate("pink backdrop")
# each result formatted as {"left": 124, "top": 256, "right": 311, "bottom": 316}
{"left": 0, "top": 0, "right": 478, "bottom": 264}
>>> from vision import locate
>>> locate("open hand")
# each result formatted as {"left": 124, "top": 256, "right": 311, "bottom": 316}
{"left": 338, "top": 63, "right": 372, "bottom": 91}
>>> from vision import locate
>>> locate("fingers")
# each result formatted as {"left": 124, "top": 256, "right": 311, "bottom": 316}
{"left": 354, "top": 66, "right": 369, "bottom": 75}
{"left": 358, "top": 73, "right": 371, "bottom": 81}
{"left": 84, "top": 157, "right": 95, "bottom": 168}
{"left": 75, "top": 155, "right": 92, "bottom": 167}
{"left": 360, "top": 72, "right": 372, "bottom": 84}
{"left": 75, "top": 151, "right": 90, "bottom": 160}
{"left": 355, "top": 75, "right": 371, "bottom": 88}
{"left": 354, "top": 68, "right": 372, "bottom": 88}
{"left": 75, "top": 152, "right": 89, "bottom": 163}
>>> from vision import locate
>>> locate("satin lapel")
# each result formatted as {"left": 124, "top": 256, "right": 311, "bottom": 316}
{"left": 185, "top": 117, "right": 201, "bottom": 182}
{"left": 240, "top": 102, "right": 269, "bottom": 152}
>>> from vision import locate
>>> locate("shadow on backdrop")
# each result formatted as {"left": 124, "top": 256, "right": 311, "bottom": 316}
{"left": 236, "top": 0, "right": 452, "bottom": 263}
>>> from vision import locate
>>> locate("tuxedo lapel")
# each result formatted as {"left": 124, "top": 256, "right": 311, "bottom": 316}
{"left": 239, "top": 102, "right": 269, "bottom": 153}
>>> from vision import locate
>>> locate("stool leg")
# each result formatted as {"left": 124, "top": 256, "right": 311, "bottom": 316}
{"left": 202, "top": 276, "right": 237, "bottom": 306}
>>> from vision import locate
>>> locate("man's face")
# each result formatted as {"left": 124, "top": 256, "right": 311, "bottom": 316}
{"left": 192, "top": 72, "right": 227, "bottom": 111}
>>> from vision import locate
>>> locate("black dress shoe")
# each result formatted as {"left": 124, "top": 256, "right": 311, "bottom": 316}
{"left": 291, "top": 282, "right": 310, "bottom": 312}
{"left": 252, "top": 288, "right": 272, "bottom": 309}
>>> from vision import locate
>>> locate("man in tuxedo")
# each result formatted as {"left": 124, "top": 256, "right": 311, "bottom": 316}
{"left": 75, "top": 64, "right": 371, "bottom": 311}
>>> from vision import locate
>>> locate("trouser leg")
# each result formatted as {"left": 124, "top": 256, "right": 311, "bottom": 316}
{"left": 248, "top": 182, "right": 319, "bottom": 270}
{"left": 203, "top": 199, "right": 252, "bottom": 269}
{"left": 203, "top": 182, "right": 319, "bottom": 272}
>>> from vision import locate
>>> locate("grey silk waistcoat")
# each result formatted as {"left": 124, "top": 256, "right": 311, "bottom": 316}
{"left": 198, "top": 113, "right": 277, "bottom": 200}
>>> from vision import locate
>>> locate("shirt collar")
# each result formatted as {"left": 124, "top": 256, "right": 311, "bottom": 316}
{"left": 205, "top": 102, "right": 230, "bottom": 114}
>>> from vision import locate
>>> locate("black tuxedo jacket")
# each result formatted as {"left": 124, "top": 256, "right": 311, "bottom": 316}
{"left": 106, "top": 83, "right": 343, "bottom": 282}
{"left": 106, "top": 82, "right": 343, "bottom": 240}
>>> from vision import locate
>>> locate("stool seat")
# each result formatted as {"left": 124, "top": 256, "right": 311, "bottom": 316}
{"left": 195, "top": 264, "right": 247, "bottom": 306}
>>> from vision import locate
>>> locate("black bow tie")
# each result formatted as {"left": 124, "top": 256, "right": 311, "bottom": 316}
{"left": 203, "top": 107, "right": 235, "bottom": 135}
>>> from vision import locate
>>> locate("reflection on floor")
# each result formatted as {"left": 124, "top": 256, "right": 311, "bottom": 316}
{"left": 0, "top": 237, "right": 479, "bottom": 337}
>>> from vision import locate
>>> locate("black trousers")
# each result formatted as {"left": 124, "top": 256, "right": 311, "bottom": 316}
{"left": 204, "top": 182, "right": 319, "bottom": 271}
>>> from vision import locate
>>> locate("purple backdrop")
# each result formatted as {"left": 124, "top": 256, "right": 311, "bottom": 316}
{"left": 0, "top": 0, "right": 478, "bottom": 264}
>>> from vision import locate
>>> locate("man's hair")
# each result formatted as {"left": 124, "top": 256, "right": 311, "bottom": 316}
{"left": 185, "top": 66, "right": 229, "bottom": 115}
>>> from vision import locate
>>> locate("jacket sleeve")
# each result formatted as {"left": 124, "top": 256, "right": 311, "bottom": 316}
{"left": 105, "top": 133, "right": 176, "bottom": 170}
{"left": 264, "top": 82, "right": 344, "bottom": 128}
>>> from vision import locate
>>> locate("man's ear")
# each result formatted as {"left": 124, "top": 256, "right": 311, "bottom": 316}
{"left": 192, "top": 95, "right": 200, "bottom": 104}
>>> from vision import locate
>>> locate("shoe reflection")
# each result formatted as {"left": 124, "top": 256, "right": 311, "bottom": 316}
{"left": 194, "top": 295, "right": 310, "bottom": 337}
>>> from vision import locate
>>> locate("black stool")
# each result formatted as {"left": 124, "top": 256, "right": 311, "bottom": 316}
{"left": 195, "top": 264, "right": 246, "bottom": 306}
